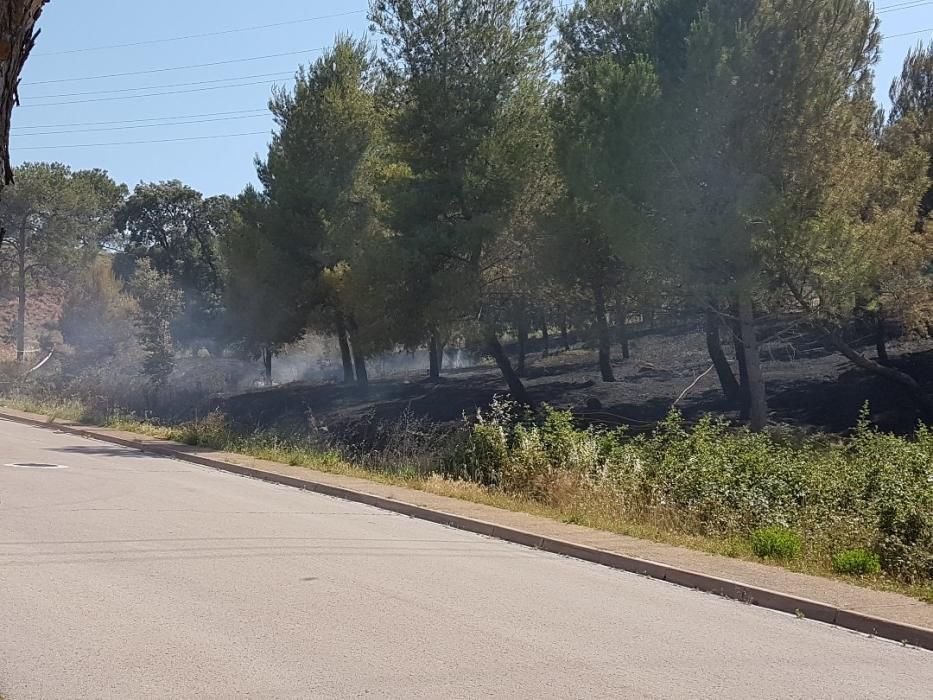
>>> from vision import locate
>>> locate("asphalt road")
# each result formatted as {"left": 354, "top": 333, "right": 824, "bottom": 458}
{"left": 1, "top": 418, "right": 931, "bottom": 699}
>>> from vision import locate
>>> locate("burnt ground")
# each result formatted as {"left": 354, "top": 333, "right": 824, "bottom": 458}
{"left": 211, "top": 320, "right": 933, "bottom": 443}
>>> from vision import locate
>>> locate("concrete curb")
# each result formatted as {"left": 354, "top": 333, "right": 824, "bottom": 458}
{"left": 4, "top": 408, "right": 932, "bottom": 651}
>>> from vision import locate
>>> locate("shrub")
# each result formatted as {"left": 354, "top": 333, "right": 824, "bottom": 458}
{"left": 448, "top": 403, "right": 932, "bottom": 583}
{"left": 847, "top": 418, "right": 933, "bottom": 581}
{"left": 633, "top": 413, "right": 806, "bottom": 534}
{"left": 832, "top": 549, "right": 881, "bottom": 576}
{"left": 176, "top": 410, "right": 230, "bottom": 449}
{"left": 750, "top": 527, "right": 802, "bottom": 560}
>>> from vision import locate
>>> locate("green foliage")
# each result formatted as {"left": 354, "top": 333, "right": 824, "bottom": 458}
{"left": 846, "top": 416, "right": 933, "bottom": 581}
{"left": 547, "top": 8, "right": 661, "bottom": 360}
{"left": 451, "top": 403, "right": 933, "bottom": 582}
{"left": 115, "top": 180, "right": 231, "bottom": 346}
{"left": 0, "top": 162, "right": 125, "bottom": 356}
{"left": 751, "top": 527, "right": 802, "bottom": 561}
{"left": 832, "top": 549, "right": 881, "bottom": 576}
{"left": 248, "top": 35, "right": 385, "bottom": 363}
{"left": 128, "top": 259, "right": 183, "bottom": 385}
{"left": 369, "top": 0, "right": 555, "bottom": 354}
{"left": 1, "top": 163, "right": 125, "bottom": 278}
{"left": 888, "top": 40, "right": 933, "bottom": 237}
{"left": 890, "top": 40, "right": 933, "bottom": 126}
{"left": 58, "top": 255, "right": 138, "bottom": 363}
{"left": 221, "top": 188, "right": 307, "bottom": 361}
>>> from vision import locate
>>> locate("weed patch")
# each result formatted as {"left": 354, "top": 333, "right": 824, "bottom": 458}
{"left": 751, "top": 527, "right": 802, "bottom": 561}
{"left": 832, "top": 549, "right": 882, "bottom": 576}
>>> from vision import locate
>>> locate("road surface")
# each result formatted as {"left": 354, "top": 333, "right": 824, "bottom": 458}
{"left": 1, "top": 418, "right": 931, "bottom": 699}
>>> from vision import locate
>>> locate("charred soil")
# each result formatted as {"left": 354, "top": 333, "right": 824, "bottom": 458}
{"left": 212, "top": 321, "right": 933, "bottom": 443}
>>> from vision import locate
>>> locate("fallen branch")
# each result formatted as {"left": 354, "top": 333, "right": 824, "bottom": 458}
{"left": 26, "top": 349, "right": 52, "bottom": 374}
{"left": 673, "top": 364, "right": 715, "bottom": 407}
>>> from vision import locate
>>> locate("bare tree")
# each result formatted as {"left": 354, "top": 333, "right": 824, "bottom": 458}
{"left": 0, "top": 0, "right": 48, "bottom": 249}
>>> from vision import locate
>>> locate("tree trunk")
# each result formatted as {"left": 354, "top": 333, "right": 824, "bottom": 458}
{"left": 15, "top": 226, "right": 26, "bottom": 362}
{"left": 617, "top": 305, "right": 630, "bottom": 360}
{"left": 705, "top": 308, "right": 741, "bottom": 404}
{"left": 732, "top": 319, "right": 751, "bottom": 420}
{"left": 737, "top": 287, "right": 767, "bottom": 431}
{"left": 541, "top": 315, "right": 550, "bottom": 358}
{"left": 516, "top": 309, "right": 528, "bottom": 377}
{"left": 875, "top": 313, "right": 889, "bottom": 366}
{"left": 593, "top": 284, "right": 615, "bottom": 382}
{"left": 560, "top": 315, "right": 570, "bottom": 351}
{"left": 0, "top": 2, "right": 49, "bottom": 195}
{"left": 827, "top": 329, "right": 933, "bottom": 420}
{"left": 486, "top": 331, "right": 532, "bottom": 406}
{"left": 428, "top": 330, "right": 441, "bottom": 382}
{"left": 350, "top": 336, "right": 368, "bottom": 387}
{"left": 261, "top": 346, "right": 273, "bottom": 386}
{"left": 335, "top": 313, "right": 354, "bottom": 383}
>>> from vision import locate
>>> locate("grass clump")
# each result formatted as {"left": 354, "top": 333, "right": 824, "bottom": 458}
{"left": 751, "top": 527, "right": 802, "bottom": 560}
{"left": 832, "top": 548, "right": 882, "bottom": 576}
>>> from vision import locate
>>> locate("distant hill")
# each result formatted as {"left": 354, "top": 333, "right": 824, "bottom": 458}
{"left": 0, "top": 291, "right": 63, "bottom": 362}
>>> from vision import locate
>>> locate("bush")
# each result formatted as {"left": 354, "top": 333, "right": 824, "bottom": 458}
{"left": 846, "top": 416, "right": 933, "bottom": 581}
{"left": 832, "top": 549, "right": 881, "bottom": 576}
{"left": 444, "top": 402, "right": 933, "bottom": 583}
{"left": 751, "top": 527, "right": 802, "bottom": 560}
{"left": 175, "top": 410, "right": 232, "bottom": 449}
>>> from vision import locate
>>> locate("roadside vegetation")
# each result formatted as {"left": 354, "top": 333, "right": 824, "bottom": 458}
{"left": 4, "top": 393, "right": 931, "bottom": 602}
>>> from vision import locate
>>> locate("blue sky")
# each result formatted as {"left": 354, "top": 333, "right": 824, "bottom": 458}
{"left": 11, "top": 1, "right": 933, "bottom": 197}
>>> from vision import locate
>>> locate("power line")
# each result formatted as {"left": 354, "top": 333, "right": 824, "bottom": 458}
{"left": 12, "top": 108, "right": 268, "bottom": 130}
{"left": 877, "top": 0, "right": 933, "bottom": 13}
{"left": 885, "top": 26, "right": 933, "bottom": 39}
{"left": 13, "top": 113, "right": 270, "bottom": 137}
{"left": 33, "top": 9, "right": 368, "bottom": 56}
{"left": 24, "top": 71, "right": 295, "bottom": 100}
{"left": 20, "top": 7, "right": 926, "bottom": 92}
{"left": 15, "top": 131, "right": 269, "bottom": 151}
{"left": 19, "top": 77, "right": 295, "bottom": 108}
{"left": 22, "top": 47, "right": 326, "bottom": 86}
